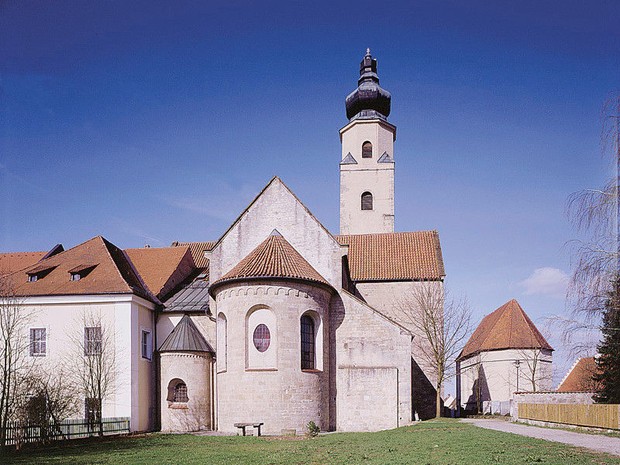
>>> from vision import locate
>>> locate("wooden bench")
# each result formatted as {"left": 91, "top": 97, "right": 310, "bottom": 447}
{"left": 234, "top": 422, "right": 264, "bottom": 436}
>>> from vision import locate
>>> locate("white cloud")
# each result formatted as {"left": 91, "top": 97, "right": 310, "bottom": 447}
{"left": 519, "top": 267, "right": 569, "bottom": 298}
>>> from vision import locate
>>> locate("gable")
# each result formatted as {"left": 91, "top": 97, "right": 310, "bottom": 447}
{"left": 209, "top": 177, "right": 343, "bottom": 288}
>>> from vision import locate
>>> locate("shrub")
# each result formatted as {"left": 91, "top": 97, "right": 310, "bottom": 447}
{"left": 306, "top": 421, "right": 320, "bottom": 437}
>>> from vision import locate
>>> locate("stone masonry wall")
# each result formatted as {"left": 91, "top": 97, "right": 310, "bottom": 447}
{"left": 333, "top": 291, "right": 412, "bottom": 431}
{"left": 160, "top": 352, "right": 213, "bottom": 431}
{"left": 214, "top": 280, "right": 331, "bottom": 435}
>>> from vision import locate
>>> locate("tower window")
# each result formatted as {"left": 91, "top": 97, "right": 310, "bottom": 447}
{"left": 362, "top": 141, "right": 372, "bottom": 158}
{"left": 361, "top": 192, "right": 373, "bottom": 210}
{"left": 301, "top": 315, "right": 315, "bottom": 370}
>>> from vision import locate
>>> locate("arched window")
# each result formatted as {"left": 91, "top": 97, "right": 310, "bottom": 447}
{"left": 301, "top": 315, "right": 315, "bottom": 370}
{"left": 361, "top": 191, "right": 373, "bottom": 210}
{"left": 167, "top": 378, "right": 189, "bottom": 403}
{"left": 362, "top": 141, "right": 372, "bottom": 158}
{"left": 217, "top": 313, "right": 227, "bottom": 372}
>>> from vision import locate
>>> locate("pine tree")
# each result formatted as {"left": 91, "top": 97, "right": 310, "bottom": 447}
{"left": 594, "top": 277, "right": 620, "bottom": 403}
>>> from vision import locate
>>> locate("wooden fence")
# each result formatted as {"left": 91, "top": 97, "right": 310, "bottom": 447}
{"left": 2, "top": 417, "right": 130, "bottom": 446}
{"left": 518, "top": 403, "right": 619, "bottom": 430}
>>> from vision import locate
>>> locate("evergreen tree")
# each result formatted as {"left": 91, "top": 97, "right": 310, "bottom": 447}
{"left": 594, "top": 277, "right": 620, "bottom": 403}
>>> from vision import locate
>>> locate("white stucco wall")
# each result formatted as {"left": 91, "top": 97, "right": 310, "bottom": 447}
{"left": 459, "top": 348, "right": 553, "bottom": 411}
{"left": 19, "top": 294, "right": 155, "bottom": 431}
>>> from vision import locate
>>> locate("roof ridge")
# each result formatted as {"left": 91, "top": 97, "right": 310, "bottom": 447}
{"left": 101, "top": 237, "right": 159, "bottom": 303}
{"left": 210, "top": 177, "right": 340, "bottom": 251}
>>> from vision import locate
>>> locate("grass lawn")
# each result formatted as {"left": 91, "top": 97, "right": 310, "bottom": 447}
{"left": 3, "top": 419, "right": 619, "bottom": 465}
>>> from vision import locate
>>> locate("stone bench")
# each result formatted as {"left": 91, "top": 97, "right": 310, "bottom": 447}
{"left": 234, "top": 422, "right": 264, "bottom": 436}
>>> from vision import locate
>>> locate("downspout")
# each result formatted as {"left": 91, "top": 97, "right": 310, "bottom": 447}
{"left": 455, "top": 360, "right": 461, "bottom": 418}
{"left": 153, "top": 305, "right": 161, "bottom": 431}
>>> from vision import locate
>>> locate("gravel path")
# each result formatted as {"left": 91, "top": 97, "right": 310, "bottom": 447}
{"left": 462, "top": 419, "right": 620, "bottom": 457}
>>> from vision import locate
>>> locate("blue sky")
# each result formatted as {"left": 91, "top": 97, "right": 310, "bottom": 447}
{"left": 1, "top": 1, "right": 619, "bottom": 386}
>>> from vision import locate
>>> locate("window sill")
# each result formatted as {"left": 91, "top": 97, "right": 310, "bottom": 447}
{"left": 168, "top": 403, "right": 189, "bottom": 410}
{"left": 302, "top": 369, "right": 322, "bottom": 373}
{"left": 245, "top": 368, "right": 278, "bottom": 372}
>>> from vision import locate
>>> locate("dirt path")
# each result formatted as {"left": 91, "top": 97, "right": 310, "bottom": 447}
{"left": 462, "top": 418, "right": 620, "bottom": 457}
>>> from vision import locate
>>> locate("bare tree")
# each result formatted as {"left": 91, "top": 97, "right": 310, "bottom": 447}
{"left": 68, "top": 310, "right": 118, "bottom": 436}
{"left": 397, "top": 285, "right": 472, "bottom": 418}
{"left": 11, "top": 367, "right": 80, "bottom": 449}
{"left": 0, "top": 277, "right": 33, "bottom": 449}
{"left": 564, "top": 94, "right": 620, "bottom": 351}
{"left": 515, "top": 348, "right": 552, "bottom": 392}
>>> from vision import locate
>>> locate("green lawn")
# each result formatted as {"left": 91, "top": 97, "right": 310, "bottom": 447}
{"left": 3, "top": 419, "right": 619, "bottom": 465}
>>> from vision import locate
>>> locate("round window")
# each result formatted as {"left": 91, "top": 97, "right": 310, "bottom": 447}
{"left": 253, "top": 324, "right": 271, "bottom": 352}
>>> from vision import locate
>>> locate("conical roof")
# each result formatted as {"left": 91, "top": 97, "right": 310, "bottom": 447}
{"left": 159, "top": 314, "right": 213, "bottom": 353}
{"left": 210, "top": 230, "right": 330, "bottom": 294}
{"left": 457, "top": 299, "right": 553, "bottom": 361}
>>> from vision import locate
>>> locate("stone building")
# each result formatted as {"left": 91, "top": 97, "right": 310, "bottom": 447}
{"left": 456, "top": 299, "right": 553, "bottom": 415}
{"left": 1, "top": 50, "right": 445, "bottom": 434}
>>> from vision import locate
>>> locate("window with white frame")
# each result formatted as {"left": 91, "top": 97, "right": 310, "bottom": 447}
{"left": 30, "top": 328, "right": 47, "bottom": 357}
{"left": 141, "top": 330, "right": 152, "bottom": 360}
{"left": 84, "top": 326, "right": 102, "bottom": 356}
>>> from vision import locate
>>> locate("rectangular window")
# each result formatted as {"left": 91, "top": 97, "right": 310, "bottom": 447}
{"left": 84, "top": 397, "right": 101, "bottom": 425}
{"left": 141, "top": 330, "right": 152, "bottom": 360}
{"left": 84, "top": 326, "right": 102, "bottom": 356}
{"left": 30, "top": 328, "right": 47, "bottom": 356}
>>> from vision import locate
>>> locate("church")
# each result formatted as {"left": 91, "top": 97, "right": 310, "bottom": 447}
{"left": 0, "top": 51, "right": 445, "bottom": 434}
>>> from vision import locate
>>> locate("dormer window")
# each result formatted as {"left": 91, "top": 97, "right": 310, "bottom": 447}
{"left": 68, "top": 264, "right": 97, "bottom": 282}
{"left": 26, "top": 264, "right": 56, "bottom": 282}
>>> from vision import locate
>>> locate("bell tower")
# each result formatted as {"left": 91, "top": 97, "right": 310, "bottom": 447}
{"left": 339, "top": 49, "right": 396, "bottom": 235}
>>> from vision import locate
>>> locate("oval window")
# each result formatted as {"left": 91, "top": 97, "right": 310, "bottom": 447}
{"left": 253, "top": 324, "right": 271, "bottom": 352}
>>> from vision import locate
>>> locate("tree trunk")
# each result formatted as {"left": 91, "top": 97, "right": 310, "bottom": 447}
{"left": 435, "top": 382, "right": 442, "bottom": 418}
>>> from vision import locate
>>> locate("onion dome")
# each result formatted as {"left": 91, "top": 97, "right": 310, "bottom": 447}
{"left": 345, "top": 49, "right": 391, "bottom": 121}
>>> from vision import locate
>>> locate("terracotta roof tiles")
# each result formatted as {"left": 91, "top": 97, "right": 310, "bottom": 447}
{"left": 210, "top": 231, "right": 330, "bottom": 292}
{"left": 170, "top": 241, "right": 214, "bottom": 268}
{"left": 4, "top": 236, "right": 154, "bottom": 302}
{"left": 125, "top": 246, "right": 195, "bottom": 299}
{"left": 557, "top": 357, "right": 602, "bottom": 392}
{"left": 0, "top": 251, "right": 46, "bottom": 276}
{"left": 457, "top": 299, "right": 553, "bottom": 361}
{"left": 336, "top": 231, "right": 444, "bottom": 281}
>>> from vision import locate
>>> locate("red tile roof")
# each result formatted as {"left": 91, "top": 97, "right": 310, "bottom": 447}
{"left": 125, "top": 246, "right": 196, "bottom": 299}
{"left": 4, "top": 236, "right": 154, "bottom": 301}
{"left": 210, "top": 231, "right": 330, "bottom": 292}
{"left": 0, "top": 251, "right": 46, "bottom": 276}
{"left": 557, "top": 357, "right": 602, "bottom": 392}
{"left": 457, "top": 299, "right": 553, "bottom": 361}
{"left": 170, "top": 241, "right": 214, "bottom": 268}
{"left": 336, "top": 231, "right": 444, "bottom": 281}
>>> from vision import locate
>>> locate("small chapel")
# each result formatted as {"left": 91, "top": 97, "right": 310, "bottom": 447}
{"left": 0, "top": 51, "right": 445, "bottom": 434}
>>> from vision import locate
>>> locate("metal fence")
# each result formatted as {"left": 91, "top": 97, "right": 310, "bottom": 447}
{"left": 518, "top": 403, "right": 619, "bottom": 430}
{"left": 3, "top": 417, "right": 130, "bottom": 446}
